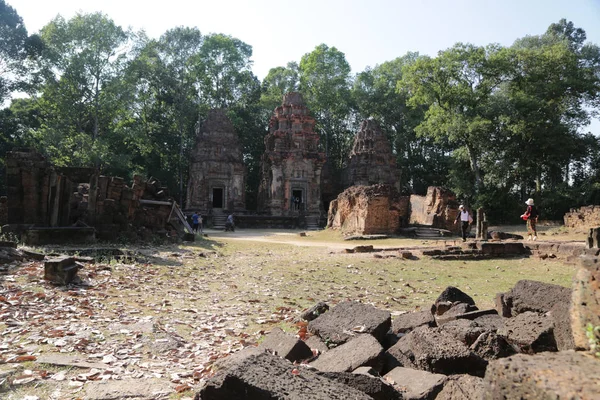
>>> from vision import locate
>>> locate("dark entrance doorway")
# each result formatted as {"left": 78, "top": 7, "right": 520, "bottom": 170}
{"left": 292, "top": 189, "right": 303, "bottom": 210}
{"left": 212, "top": 188, "right": 223, "bottom": 208}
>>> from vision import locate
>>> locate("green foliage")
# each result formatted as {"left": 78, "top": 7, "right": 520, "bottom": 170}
{"left": 1, "top": 14, "right": 599, "bottom": 223}
{"left": 586, "top": 323, "right": 600, "bottom": 358}
{"left": 299, "top": 44, "right": 354, "bottom": 168}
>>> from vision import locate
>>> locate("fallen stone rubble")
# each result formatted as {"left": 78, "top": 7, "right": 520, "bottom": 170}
{"left": 196, "top": 263, "right": 600, "bottom": 399}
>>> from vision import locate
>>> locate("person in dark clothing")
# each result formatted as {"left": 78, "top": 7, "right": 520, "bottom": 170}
{"left": 225, "top": 214, "right": 235, "bottom": 232}
{"left": 192, "top": 212, "right": 200, "bottom": 233}
{"left": 521, "top": 198, "right": 539, "bottom": 241}
{"left": 455, "top": 205, "right": 472, "bottom": 242}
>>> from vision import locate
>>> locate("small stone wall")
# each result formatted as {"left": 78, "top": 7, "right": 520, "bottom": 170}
{"left": 327, "top": 184, "right": 409, "bottom": 236}
{"left": 564, "top": 205, "right": 600, "bottom": 230}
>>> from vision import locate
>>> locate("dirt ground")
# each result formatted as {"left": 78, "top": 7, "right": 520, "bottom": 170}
{"left": 0, "top": 225, "right": 584, "bottom": 399}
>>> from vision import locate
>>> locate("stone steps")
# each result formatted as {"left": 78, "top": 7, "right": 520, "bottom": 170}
{"left": 212, "top": 215, "right": 227, "bottom": 229}
{"left": 305, "top": 216, "right": 320, "bottom": 231}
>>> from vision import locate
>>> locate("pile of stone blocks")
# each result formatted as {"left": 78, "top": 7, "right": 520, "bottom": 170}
{"left": 197, "top": 276, "right": 600, "bottom": 399}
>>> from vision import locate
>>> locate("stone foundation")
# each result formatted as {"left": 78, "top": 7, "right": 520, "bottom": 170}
{"left": 409, "top": 186, "right": 460, "bottom": 232}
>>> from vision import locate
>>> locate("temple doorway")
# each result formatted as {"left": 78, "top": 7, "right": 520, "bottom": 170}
{"left": 292, "top": 189, "right": 303, "bottom": 211}
{"left": 212, "top": 187, "right": 224, "bottom": 209}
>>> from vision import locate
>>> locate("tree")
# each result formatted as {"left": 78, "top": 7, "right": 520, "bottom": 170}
{"left": 299, "top": 44, "right": 353, "bottom": 169}
{"left": 0, "top": 0, "right": 42, "bottom": 103}
{"left": 260, "top": 62, "right": 299, "bottom": 112}
{"left": 400, "top": 43, "right": 506, "bottom": 196}
{"left": 352, "top": 53, "right": 449, "bottom": 193}
{"left": 504, "top": 20, "right": 600, "bottom": 206}
{"left": 195, "top": 33, "right": 255, "bottom": 108}
{"left": 27, "top": 13, "right": 131, "bottom": 168}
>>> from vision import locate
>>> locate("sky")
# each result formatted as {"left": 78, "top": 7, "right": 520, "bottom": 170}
{"left": 6, "top": 0, "right": 600, "bottom": 133}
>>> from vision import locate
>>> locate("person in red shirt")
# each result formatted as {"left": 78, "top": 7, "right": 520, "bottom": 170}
{"left": 521, "top": 198, "right": 539, "bottom": 241}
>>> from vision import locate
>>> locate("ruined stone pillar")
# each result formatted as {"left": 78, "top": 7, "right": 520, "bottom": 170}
{"left": 587, "top": 227, "right": 600, "bottom": 249}
{"left": 476, "top": 208, "right": 488, "bottom": 240}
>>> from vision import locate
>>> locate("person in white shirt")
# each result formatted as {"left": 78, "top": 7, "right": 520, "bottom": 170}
{"left": 454, "top": 205, "right": 472, "bottom": 242}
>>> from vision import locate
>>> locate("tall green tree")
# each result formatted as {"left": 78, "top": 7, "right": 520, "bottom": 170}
{"left": 503, "top": 20, "right": 600, "bottom": 206}
{"left": 352, "top": 53, "right": 449, "bottom": 193}
{"left": 195, "top": 33, "right": 255, "bottom": 108}
{"left": 299, "top": 44, "right": 353, "bottom": 169}
{"left": 260, "top": 62, "right": 299, "bottom": 112}
{"left": 29, "top": 12, "right": 131, "bottom": 167}
{"left": 400, "top": 43, "right": 506, "bottom": 196}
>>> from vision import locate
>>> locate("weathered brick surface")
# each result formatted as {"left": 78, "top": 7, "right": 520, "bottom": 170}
{"left": 342, "top": 119, "right": 400, "bottom": 191}
{"left": 571, "top": 256, "right": 600, "bottom": 349}
{"left": 495, "top": 279, "right": 571, "bottom": 318}
{"left": 258, "top": 93, "right": 325, "bottom": 218}
{"left": 391, "top": 310, "right": 436, "bottom": 334}
{"left": 327, "top": 184, "right": 409, "bottom": 236}
{"left": 498, "top": 312, "right": 557, "bottom": 354}
{"left": 186, "top": 109, "right": 246, "bottom": 214}
{"left": 409, "top": 186, "right": 460, "bottom": 232}
{"left": 564, "top": 205, "right": 600, "bottom": 230}
{"left": 436, "top": 374, "right": 485, "bottom": 400}
{"left": 316, "top": 371, "right": 401, "bottom": 400}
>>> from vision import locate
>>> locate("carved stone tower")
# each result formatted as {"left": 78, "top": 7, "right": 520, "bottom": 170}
{"left": 186, "top": 109, "right": 246, "bottom": 213}
{"left": 257, "top": 93, "right": 326, "bottom": 217}
{"left": 342, "top": 119, "right": 400, "bottom": 191}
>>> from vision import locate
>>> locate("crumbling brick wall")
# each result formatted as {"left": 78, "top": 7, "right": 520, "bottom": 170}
{"left": 4, "top": 149, "right": 181, "bottom": 240}
{"left": 409, "top": 186, "right": 460, "bottom": 232}
{"left": 327, "top": 184, "right": 409, "bottom": 235}
{"left": 564, "top": 205, "right": 600, "bottom": 231}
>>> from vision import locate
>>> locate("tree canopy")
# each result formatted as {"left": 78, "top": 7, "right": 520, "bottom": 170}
{"left": 1, "top": 6, "right": 599, "bottom": 222}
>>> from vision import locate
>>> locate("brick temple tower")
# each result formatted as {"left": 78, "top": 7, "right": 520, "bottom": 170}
{"left": 186, "top": 109, "right": 246, "bottom": 215}
{"left": 257, "top": 93, "right": 326, "bottom": 222}
{"left": 342, "top": 119, "right": 400, "bottom": 191}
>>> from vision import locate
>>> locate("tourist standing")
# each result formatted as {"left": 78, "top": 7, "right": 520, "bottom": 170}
{"left": 521, "top": 198, "right": 539, "bottom": 241}
{"left": 192, "top": 212, "right": 200, "bottom": 233}
{"left": 455, "top": 205, "right": 472, "bottom": 242}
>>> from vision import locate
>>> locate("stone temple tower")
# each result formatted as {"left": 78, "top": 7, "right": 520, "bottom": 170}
{"left": 257, "top": 93, "right": 326, "bottom": 219}
{"left": 342, "top": 119, "right": 400, "bottom": 191}
{"left": 186, "top": 109, "right": 246, "bottom": 214}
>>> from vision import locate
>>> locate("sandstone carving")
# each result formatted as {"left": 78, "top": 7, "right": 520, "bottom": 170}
{"left": 342, "top": 119, "right": 400, "bottom": 190}
{"left": 185, "top": 109, "right": 246, "bottom": 214}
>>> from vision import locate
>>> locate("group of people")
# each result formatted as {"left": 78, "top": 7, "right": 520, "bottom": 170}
{"left": 190, "top": 212, "right": 236, "bottom": 233}
{"left": 455, "top": 198, "right": 539, "bottom": 242}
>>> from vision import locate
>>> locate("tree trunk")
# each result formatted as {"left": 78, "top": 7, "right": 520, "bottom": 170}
{"left": 466, "top": 144, "right": 483, "bottom": 191}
